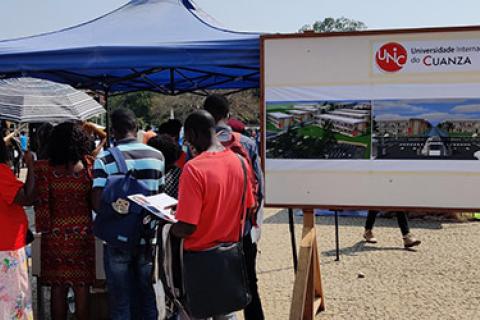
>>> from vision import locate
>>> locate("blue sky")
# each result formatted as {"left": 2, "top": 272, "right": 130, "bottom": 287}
{"left": 374, "top": 99, "right": 480, "bottom": 125}
{"left": 1, "top": 0, "right": 480, "bottom": 40}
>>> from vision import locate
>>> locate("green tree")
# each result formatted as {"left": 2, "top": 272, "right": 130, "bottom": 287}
{"left": 300, "top": 17, "right": 367, "bottom": 33}
{"left": 110, "top": 92, "right": 153, "bottom": 127}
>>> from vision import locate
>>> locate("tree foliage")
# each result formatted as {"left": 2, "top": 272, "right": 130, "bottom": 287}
{"left": 110, "top": 92, "right": 153, "bottom": 128}
{"left": 108, "top": 89, "right": 260, "bottom": 128}
{"left": 300, "top": 17, "right": 367, "bottom": 33}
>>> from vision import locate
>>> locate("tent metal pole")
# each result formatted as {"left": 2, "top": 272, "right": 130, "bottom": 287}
{"left": 104, "top": 87, "right": 111, "bottom": 148}
{"left": 288, "top": 208, "right": 298, "bottom": 273}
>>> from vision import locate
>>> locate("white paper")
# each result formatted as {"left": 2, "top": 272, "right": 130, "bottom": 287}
{"left": 128, "top": 193, "right": 178, "bottom": 223}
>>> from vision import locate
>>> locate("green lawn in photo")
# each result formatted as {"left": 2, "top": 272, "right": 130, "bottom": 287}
{"left": 297, "top": 125, "right": 325, "bottom": 138}
{"left": 447, "top": 132, "right": 477, "bottom": 138}
{"left": 266, "top": 122, "right": 282, "bottom": 132}
{"left": 297, "top": 125, "right": 371, "bottom": 158}
{"left": 266, "top": 103, "right": 295, "bottom": 112}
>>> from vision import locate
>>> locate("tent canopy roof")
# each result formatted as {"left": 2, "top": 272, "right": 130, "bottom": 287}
{"left": 0, "top": 0, "right": 260, "bottom": 94}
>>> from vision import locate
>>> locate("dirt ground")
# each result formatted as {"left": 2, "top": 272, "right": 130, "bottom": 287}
{"left": 254, "top": 209, "right": 480, "bottom": 319}
{"left": 29, "top": 207, "right": 480, "bottom": 319}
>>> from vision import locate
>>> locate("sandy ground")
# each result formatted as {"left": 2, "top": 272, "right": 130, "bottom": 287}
{"left": 28, "top": 206, "right": 480, "bottom": 319}
{"left": 254, "top": 209, "right": 480, "bottom": 320}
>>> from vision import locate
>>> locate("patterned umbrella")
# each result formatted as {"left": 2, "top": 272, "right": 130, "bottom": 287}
{"left": 0, "top": 77, "right": 105, "bottom": 123}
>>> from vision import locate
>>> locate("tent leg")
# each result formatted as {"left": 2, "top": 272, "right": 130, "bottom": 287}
{"left": 103, "top": 89, "right": 111, "bottom": 148}
{"left": 335, "top": 211, "right": 340, "bottom": 261}
{"left": 288, "top": 208, "right": 298, "bottom": 273}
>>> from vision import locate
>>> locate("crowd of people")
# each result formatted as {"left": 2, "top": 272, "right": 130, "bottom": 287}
{"left": 0, "top": 94, "right": 422, "bottom": 320}
{"left": 0, "top": 94, "right": 265, "bottom": 320}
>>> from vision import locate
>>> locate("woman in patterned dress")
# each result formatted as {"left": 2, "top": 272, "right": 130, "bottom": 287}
{"left": 34, "top": 122, "right": 95, "bottom": 320}
{"left": 0, "top": 135, "right": 35, "bottom": 320}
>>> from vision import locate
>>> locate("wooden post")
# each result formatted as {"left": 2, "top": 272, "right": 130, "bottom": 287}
{"left": 289, "top": 209, "right": 325, "bottom": 320}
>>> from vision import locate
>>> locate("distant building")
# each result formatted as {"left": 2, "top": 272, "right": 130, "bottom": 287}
{"left": 287, "top": 109, "right": 313, "bottom": 123}
{"left": 330, "top": 109, "right": 370, "bottom": 121}
{"left": 268, "top": 112, "right": 294, "bottom": 130}
{"left": 353, "top": 103, "right": 372, "bottom": 110}
{"left": 315, "top": 114, "right": 368, "bottom": 137}
{"left": 441, "top": 119, "right": 480, "bottom": 134}
{"left": 375, "top": 118, "right": 429, "bottom": 136}
{"left": 293, "top": 104, "right": 319, "bottom": 114}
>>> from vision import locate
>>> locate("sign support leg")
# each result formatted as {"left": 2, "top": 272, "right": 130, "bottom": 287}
{"left": 335, "top": 210, "right": 340, "bottom": 261}
{"left": 288, "top": 208, "right": 298, "bottom": 273}
{"left": 289, "top": 209, "right": 325, "bottom": 320}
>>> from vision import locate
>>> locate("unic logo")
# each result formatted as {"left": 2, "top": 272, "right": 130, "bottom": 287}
{"left": 375, "top": 42, "right": 408, "bottom": 72}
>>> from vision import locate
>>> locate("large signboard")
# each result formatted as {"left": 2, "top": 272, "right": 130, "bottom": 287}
{"left": 262, "top": 27, "right": 480, "bottom": 210}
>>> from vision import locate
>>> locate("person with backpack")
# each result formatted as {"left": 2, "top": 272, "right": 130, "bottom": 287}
{"left": 203, "top": 95, "right": 265, "bottom": 320}
{"left": 92, "top": 108, "right": 165, "bottom": 320}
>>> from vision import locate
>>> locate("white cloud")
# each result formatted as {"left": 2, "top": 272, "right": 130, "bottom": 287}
{"left": 374, "top": 113, "right": 409, "bottom": 120}
{"left": 374, "top": 101, "right": 427, "bottom": 113}
{"left": 451, "top": 104, "right": 480, "bottom": 113}
{"left": 415, "top": 112, "right": 471, "bottom": 122}
{"left": 413, "top": 99, "right": 468, "bottom": 105}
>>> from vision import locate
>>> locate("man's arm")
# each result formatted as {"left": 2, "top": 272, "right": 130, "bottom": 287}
{"left": 14, "top": 151, "right": 35, "bottom": 206}
{"left": 91, "top": 155, "right": 108, "bottom": 213}
{"left": 92, "top": 187, "right": 103, "bottom": 213}
{"left": 170, "top": 221, "right": 196, "bottom": 238}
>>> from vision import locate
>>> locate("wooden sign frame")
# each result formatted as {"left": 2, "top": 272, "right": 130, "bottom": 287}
{"left": 260, "top": 25, "right": 480, "bottom": 212}
{"left": 260, "top": 26, "right": 480, "bottom": 320}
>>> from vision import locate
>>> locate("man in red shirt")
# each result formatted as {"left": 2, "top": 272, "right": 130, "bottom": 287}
{"left": 171, "top": 110, "right": 255, "bottom": 319}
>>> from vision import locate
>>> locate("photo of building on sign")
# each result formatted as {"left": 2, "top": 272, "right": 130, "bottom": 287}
{"left": 266, "top": 101, "right": 372, "bottom": 159}
{"left": 372, "top": 99, "right": 480, "bottom": 160}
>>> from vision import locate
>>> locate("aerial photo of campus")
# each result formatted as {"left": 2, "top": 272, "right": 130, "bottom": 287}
{"left": 266, "top": 100, "right": 372, "bottom": 159}
{"left": 372, "top": 98, "right": 480, "bottom": 160}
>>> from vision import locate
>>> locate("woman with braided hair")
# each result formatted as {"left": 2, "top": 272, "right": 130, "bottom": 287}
{"left": 34, "top": 122, "right": 95, "bottom": 320}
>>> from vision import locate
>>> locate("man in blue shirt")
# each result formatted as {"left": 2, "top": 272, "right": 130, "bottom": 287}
{"left": 19, "top": 131, "right": 28, "bottom": 152}
{"left": 92, "top": 108, "right": 165, "bottom": 320}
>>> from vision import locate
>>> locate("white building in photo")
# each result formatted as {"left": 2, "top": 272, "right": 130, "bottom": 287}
{"left": 287, "top": 109, "right": 313, "bottom": 123}
{"left": 330, "top": 109, "right": 370, "bottom": 121}
{"left": 441, "top": 119, "right": 480, "bottom": 134}
{"left": 315, "top": 114, "right": 369, "bottom": 137}
{"left": 267, "top": 112, "right": 294, "bottom": 130}
{"left": 293, "top": 104, "right": 320, "bottom": 114}
{"left": 352, "top": 103, "right": 372, "bottom": 110}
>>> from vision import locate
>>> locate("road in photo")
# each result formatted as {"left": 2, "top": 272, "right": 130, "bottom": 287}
{"left": 266, "top": 101, "right": 372, "bottom": 159}
{"left": 372, "top": 98, "right": 480, "bottom": 160}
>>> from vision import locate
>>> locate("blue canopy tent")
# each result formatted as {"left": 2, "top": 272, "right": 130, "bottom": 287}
{"left": 0, "top": 0, "right": 260, "bottom": 95}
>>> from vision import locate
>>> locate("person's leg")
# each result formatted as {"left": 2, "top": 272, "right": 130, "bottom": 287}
{"left": 242, "top": 235, "right": 264, "bottom": 320}
{"left": 363, "top": 210, "right": 378, "bottom": 243}
{"left": 396, "top": 212, "right": 410, "bottom": 236}
{"left": 134, "top": 245, "right": 158, "bottom": 320}
{"left": 365, "top": 210, "right": 378, "bottom": 230}
{"left": 73, "top": 286, "right": 90, "bottom": 320}
{"left": 397, "top": 212, "right": 421, "bottom": 248}
{"left": 51, "top": 284, "right": 68, "bottom": 320}
{"left": 104, "top": 245, "right": 133, "bottom": 320}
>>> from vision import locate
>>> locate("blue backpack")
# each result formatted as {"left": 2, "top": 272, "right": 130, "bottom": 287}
{"left": 93, "top": 147, "right": 150, "bottom": 248}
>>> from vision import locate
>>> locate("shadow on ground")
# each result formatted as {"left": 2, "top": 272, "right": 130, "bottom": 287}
{"left": 321, "top": 240, "right": 419, "bottom": 258}
{"left": 263, "top": 209, "right": 445, "bottom": 230}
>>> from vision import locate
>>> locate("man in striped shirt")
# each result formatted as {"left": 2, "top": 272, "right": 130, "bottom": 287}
{"left": 92, "top": 108, "right": 164, "bottom": 320}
